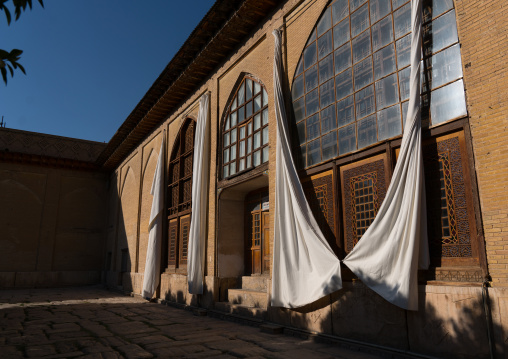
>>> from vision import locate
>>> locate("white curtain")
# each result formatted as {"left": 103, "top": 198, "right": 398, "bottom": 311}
{"left": 272, "top": 29, "right": 342, "bottom": 308}
{"left": 342, "top": 0, "right": 429, "bottom": 310}
{"left": 188, "top": 93, "right": 211, "bottom": 294}
{"left": 142, "top": 133, "right": 165, "bottom": 299}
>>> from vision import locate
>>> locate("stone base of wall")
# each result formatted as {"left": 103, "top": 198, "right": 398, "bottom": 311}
{"left": 157, "top": 276, "right": 501, "bottom": 359}
{"left": 0, "top": 271, "right": 101, "bottom": 288}
{"left": 98, "top": 271, "right": 506, "bottom": 358}
{"left": 267, "top": 282, "right": 496, "bottom": 359}
{"left": 160, "top": 273, "right": 218, "bottom": 309}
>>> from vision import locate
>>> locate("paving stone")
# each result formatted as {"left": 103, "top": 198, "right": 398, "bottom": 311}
{"left": 180, "top": 349, "right": 226, "bottom": 358}
{"left": 48, "top": 331, "right": 92, "bottom": 340}
{"left": 25, "top": 344, "right": 57, "bottom": 358}
{"left": 42, "top": 351, "right": 84, "bottom": 358}
{"left": 117, "top": 343, "right": 153, "bottom": 359}
{"left": 205, "top": 338, "right": 258, "bottom": 352}
{"left": 142, "top": 319, "right": 179, "bottom": 326}
{"left": 49, "top": 322, "right": 81, "bottom": 333}
{"left": 173, "top": 334, "right": 229, "bottom": 344}
{"left": 150, "top": 344, "right": 209, "bottom": 357}
{"left": 96, "top": 316, "right": 129, "bottom": 325}
{"left": 100, "top": 336, "right": 131, "bottom": 348}
{"left": 0, "top": 286, "right": 420, "bottom": 359}
{"left": 227, "top": 345, "right": 274, "bottom": 357}
{"left": 0, "top": 345, "right": 24, "bottom": 359}
{"left": 269, "top": 348, "right": 336, "bottom": 359}
{"left": 108, "top": 321, "right": 157, "bottom": 336}
{"left": 7, "top": 333, "right": 48, "bottom": 345}
{"left": 79, "top": 320, "right": 114, "bottom": 337}
{"left": 128, "top": 334, "right": 173, "bottom": 346}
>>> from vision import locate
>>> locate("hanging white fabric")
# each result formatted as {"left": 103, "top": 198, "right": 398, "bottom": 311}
{"left": 271, "top": 29, "right": 342, "bottom": 308}
{"left": 188, "top": 93, "right": 211, "bottom": 294}
{"left": 142, "top": 133, "right": 165, "bottom": 299}
{"left": 342, "top": 0, "right": 429, "bottom": 311}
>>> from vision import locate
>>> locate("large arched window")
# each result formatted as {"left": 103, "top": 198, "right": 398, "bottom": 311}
{"left": 291, "top": 0, "right": 466, "bottom": 169}
{"left": 222, "top": 76, "right": 269, "bottom": 179}
{"left": 167, "top": 119, "right": 195, "bottom": 270}
{"left": 292, "top": 0, "right": 480, "bottom": 278}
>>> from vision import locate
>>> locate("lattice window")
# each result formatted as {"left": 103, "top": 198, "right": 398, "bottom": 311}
{"left": 350, "top": 172, "right": 378, "bottom": 244}
{"left": 179, "top": 216, "right": 190, "bottom": 264}
{"left": 222, "top": 76, "right": 269, "bottom": 179}
{"left": 341, "top": 154, "right": 387, "bottom": 253}
{"left": 167, "top": 118, "right": 195, "bottom": 270}
{"left": 168, "top": 220, "right": 178, "bottom": 266}
{"left": 302, "top": 171, "right": 336, "bottom": 250}
{"left": 291, "top": 0, "right": 466, "bottom": 169}
{"left": 423, "top": 133, "right": 475, "bottom": 263}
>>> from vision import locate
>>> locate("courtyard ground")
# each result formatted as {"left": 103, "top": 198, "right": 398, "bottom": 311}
{"left": 0, "top": 285, "right": 431, "bottom": 358}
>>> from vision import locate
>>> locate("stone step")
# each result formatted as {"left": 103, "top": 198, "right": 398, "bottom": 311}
{"left": 214, "top": 302, "right": 267, "bottom": 320}
{"left": 227, "top": 288, "right": 268, "bottom": 309}
{"left": 241, "top": 276, "right": 268, "bottom": 292}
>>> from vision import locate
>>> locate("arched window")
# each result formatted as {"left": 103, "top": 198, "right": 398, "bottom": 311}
{"left": 291, "top": 0, "right": 467, "bottom": 169}
{"left": 292, "top": 1, "right": 480, "bottom": 276}
{"left": 167, "top": 119, "right": 195, "bottom": 270}
{"left": 222, "top": 76, "right": 269, "bottom": 179}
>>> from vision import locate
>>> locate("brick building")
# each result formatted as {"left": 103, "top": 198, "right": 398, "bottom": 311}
{"left": 1, "top": 0, "right": 507, "bottom": 357}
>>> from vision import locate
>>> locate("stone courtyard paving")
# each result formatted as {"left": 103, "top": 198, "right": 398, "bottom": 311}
{"left": 0, "top": 286, "right": 423, "bottom": 359}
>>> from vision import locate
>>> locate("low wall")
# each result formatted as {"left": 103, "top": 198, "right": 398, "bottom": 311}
{"left": 0, "top": 270, "right": 101, "bottom": 288}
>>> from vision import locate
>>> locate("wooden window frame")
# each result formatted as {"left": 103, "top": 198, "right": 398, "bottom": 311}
{"left": 166, "top": 118, "right": 196, "bottom": 273}
{"left": 221, "top": 76, "right": 269, "bottom": 180}
{"left": 299, "top": 119, "right": 486, "bottom": 283}
{"left": 291, "top": 0, "right": 466, "bottom": 171}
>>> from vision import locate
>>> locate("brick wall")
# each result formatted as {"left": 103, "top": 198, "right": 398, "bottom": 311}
{"left": 455, "top": 0, "right": 508, "bottom": 284}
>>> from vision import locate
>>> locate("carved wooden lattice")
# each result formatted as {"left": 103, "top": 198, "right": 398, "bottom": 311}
{"left": 350, "top": 172, "right": 378, "bottom": 245}
{"left": 179, "top": 216, "right": 190, "bottom": 264}
{"left": 302, "top": 171, "right": 336, "bottom": 248}
{"left": 423, "top": 135, "right": 473, "bottom": 260}
{"left": 342, "top": 158, "right": 387, "bottom": 253}
{"left": 167, "top": 119, "right": 195, "bottom": 269}
{"left": 168, "top": 220, "right": 178, "bottom": 266}
{"left": 183, "top": 122, "right": 195, "bottom": 153}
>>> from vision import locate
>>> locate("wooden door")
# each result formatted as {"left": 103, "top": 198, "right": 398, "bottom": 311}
{"left": 262, "top": 212, "right": 270, "bottom": 273}
{"left": 251, "top": 211, "right": 262, "bottom": 274}
{"left": 250, "top": 209, "right": 270, "bottom": 275}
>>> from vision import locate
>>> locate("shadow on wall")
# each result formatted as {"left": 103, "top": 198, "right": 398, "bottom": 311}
{"left": 105, "top": 202, "right": 135, "bottom": 293}
{"left": 293, "top": 281, "right": 495, "bottom": 359}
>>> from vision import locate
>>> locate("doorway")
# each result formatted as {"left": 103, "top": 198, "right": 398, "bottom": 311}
{"left": 245, "top": 188, "right": 270, "bottom": 275}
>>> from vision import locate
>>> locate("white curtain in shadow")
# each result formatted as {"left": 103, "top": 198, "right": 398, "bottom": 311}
{"left": 272, "top": 29, "right": 342, "bottom": 308}
{"left": 188, "top": 93, "right": 211, "bottom": 294}
{"left": 142, "top": 134, "right": 165, "bottom": 299}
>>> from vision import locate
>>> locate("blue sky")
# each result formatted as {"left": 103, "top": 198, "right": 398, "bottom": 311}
{"left": 0, "top": 1, "right": 213, "bottom": 143}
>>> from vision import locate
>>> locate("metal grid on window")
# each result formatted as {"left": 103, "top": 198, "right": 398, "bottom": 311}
{"left": 223, "top": 77, "right": 269, "bottom": 179}
{"left": 292, "top": 0, "right": 466, "bottom": 169}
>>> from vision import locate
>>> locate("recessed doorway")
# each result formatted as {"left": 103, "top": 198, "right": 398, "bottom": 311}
{"left": 245, "top": 188, "right": 270, "bottom": 275}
